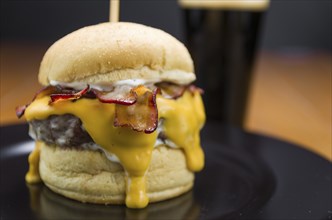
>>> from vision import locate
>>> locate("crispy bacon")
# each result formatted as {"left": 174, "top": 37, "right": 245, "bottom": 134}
{"left": 188, "top": 85, "right": 204, "bottom": 95}
{"left": 93, "top": 85, "right": 137, "bottom": 105}
{"left": 16, "top": 82, "right": 202, "bottom": 134}
{"left": 156, "top": 82, "right": 187, "bottom": 99}
{"left": 114, "top": 86, "right": 160, "bottom": 133}
{"left": 15, "top": 105, "right": 28, "bottom": 118}
{"left": 15, "top": 85, "right": 58, "bottom": 118}
{"left": 50, "top": 85, "right": 90, "bottom": 103}
{"left": 34, "top": 86, "right": 59, "bottom": 100}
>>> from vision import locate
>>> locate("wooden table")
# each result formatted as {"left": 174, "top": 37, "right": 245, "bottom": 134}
{"left": 1, "top": 41, "right": 331, "bottom": 161}
{"left": 246, "top": 51, "right": 331, "bottom": 161}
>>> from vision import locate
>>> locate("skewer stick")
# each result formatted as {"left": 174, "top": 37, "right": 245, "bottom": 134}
{"left": 109, "top": 0, "right": 120, "bottom": 22}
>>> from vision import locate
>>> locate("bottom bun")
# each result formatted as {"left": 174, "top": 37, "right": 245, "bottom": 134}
{"left": 39, "top": 142, "right": 194, "bottom": 204}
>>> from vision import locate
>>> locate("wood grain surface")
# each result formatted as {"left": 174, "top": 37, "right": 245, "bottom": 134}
{"left": 1, "top": 42, "right": 331, "bottom": 160}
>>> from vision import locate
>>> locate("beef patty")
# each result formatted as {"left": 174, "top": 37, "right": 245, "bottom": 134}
{"left": 29, "top": 114, "right": 94, "bottom": 148}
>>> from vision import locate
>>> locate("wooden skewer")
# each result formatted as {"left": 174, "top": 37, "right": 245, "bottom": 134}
{"left": 109, "top": 0, "right": 120, "bottom": 22}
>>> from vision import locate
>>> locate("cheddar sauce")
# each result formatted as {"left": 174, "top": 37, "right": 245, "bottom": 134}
{"left": 25, "top": 141, "right": 42, "bottom": 183}
{"left": 24, "top": 90, "right": 205, "bottom": 208}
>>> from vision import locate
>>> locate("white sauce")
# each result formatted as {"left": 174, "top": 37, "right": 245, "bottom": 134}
{"left": 114, "top": 79, "right": 158, "bottom": 86}
{"left": 50, "top": 80, "right": 108, "bottom": 91}
{"left": 81, "top": 142, "right": 121, "bottom": 163}
{"left": 50, "top": 79, "right": 160, "bottom": 91}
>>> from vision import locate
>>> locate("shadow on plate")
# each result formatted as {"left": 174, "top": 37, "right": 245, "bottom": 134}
{"left": 27, "top": 183, "right": 200, "bottom": 220}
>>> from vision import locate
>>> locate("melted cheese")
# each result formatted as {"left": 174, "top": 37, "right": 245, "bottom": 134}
{"left": 24, "top": 90, "right": 205, "bottom": 208}
{"left": 26, "top": 141, "right": 42, "bottom": 183}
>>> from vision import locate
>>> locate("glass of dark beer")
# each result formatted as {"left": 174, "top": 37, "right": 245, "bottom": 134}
{"left": 179, "top": 0, "right": 269, "bottom": 128}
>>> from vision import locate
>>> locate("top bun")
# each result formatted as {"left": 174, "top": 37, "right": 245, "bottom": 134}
{"left": 39, "top": 22, "right": 195, "bottom": 86}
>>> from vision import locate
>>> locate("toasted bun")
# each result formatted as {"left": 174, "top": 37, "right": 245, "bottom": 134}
{"left": 39, "top": 142, "right": 194, "bottom": 204}
{"left": 39, "top": 22, "right": 195, "bottom": 86}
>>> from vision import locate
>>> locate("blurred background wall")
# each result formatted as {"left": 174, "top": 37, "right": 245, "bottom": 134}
{"left": 1, "top": 0, "right": 331, "bottom": 53}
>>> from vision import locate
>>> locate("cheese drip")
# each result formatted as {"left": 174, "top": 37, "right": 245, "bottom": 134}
{"left": 26, "top": 141, "right": 42, "bottom": 183}
{"left": 24, "top": 90, "right": 205, "bottom": 208}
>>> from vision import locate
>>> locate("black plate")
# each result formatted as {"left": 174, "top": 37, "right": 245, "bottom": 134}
{"left": 1, "top": 123, "right": 331, "bottom": 220}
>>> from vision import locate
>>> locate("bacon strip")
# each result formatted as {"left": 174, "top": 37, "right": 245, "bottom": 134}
{"left": 156, "top": 82, "right": 187, "bottom": 99}
{"left": 93, "top": 86, "right": 137, "bottom": 105}
{"left": 16, "top": 83, "right": 202, "bottom": 133}
{"left": 114, "top": 86, "right": 160, "bottom": 134}
{"left": 15, "top": 85, "right": 58, "bottom": 118}
{"left": 15, "top": 105, "right": 28, "bottom": 118}
{"left": 50, "top": 85, "right": 90, "bottom": 104}
{"left": 188, "top": 85, "right": 204, "bottom": 95}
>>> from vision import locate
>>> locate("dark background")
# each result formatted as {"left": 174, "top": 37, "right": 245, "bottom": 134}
{"left": 1, "top": 0, "right": 331, "bottom": 52}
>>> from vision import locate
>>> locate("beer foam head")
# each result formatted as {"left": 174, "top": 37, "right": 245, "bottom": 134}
{"left": 179, "top": 0, "right": 269, "bottom": 11}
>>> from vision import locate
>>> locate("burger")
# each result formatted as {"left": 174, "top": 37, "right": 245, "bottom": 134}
{"left": 16, "top": 22, "right": 205, "bottom": 209}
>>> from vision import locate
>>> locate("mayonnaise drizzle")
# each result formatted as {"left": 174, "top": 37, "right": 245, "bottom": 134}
{"left": 50, "top": 79, "right": 160, "bottom": 91}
